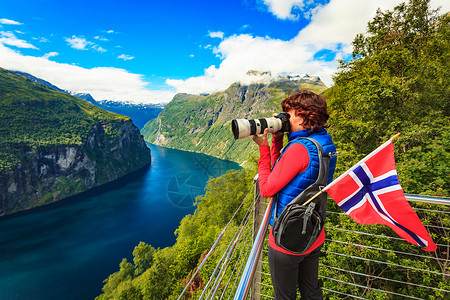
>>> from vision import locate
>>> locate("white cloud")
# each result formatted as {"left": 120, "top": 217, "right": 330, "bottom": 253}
{"left": 0, "top": 44, "right": 174, "bottom": 103}
{"left": 95, "top": 36, "right": 109, "bottom": 41}
{"left": 65, "top": 35, "right": 107, "bottom": 53}
{"left": 0, "top": 31, "right": 38, "bottom": 49}
{"left": 118, "top": 54, "right": 134, "bottom": 61}
{"left": 168, "top": 0, "right": 448, "bottom": 94}
{"left": 34, "top": 36, "right": 50, "bottom": 43}
{"left": 107, "top": 30, "right": 114, "bottom": 34}
{"left": 209, "top": 31, "right": 224, "bottom": 39}
{"left": 42, "top": 51, "right": 59, "bottom": 59}
{"left": 430, "top": 0, "right": 450, "bottom": 12}
{"left": 239, "top": 24, "right": 251, "bottom": 31}
{"left": 294, "top": 0, "right": 404, "bottom": 47}
{"left": 94, "top": 45, "right": 107, "bottom": 53}
{"left": 262, "top": 0, "right": 306, "bottom": 20}
{"left": 65, "top": 35, "right": 92, "bottom": 50}
{"left": 0, "top": 18, "right": 22, "bottom": 25}
{"left": 167, "top": 34, "right": 331, "bottom": 94}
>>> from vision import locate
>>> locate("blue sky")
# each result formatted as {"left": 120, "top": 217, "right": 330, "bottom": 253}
{"left": 0, "top": 0, "right": 448, "bottom": 103}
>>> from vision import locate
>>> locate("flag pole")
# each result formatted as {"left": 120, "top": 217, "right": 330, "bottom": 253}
{"left": 390, "top": 133, "right": 401, "bottom": 141}
{"left": 301, "top": 133, "right": 401, "bottom": 207}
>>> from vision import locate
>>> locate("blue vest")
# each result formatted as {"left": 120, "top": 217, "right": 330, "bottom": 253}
{"left": 270, "top": 128, "right": 337, "bottom": 226}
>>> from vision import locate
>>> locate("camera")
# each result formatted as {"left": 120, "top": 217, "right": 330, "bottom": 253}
{"left": 231, "top": 113, "right": 290, "bottom": 139}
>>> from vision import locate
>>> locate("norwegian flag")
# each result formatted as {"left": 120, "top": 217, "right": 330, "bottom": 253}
{"left": 324, "top": 140, "right": 437, "bottom": 251}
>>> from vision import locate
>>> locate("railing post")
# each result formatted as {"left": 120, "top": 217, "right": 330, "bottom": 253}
{"left": 250, "top": 175, "right": 264, "bottom": 300}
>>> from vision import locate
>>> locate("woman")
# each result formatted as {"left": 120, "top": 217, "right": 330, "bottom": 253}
{"left": 252, "top": 89, "right": 337, "bottom": 300}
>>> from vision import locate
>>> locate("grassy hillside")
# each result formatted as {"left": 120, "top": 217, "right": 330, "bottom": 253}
{"left": 0, "top": 68, "right": 130, "bottom": 172}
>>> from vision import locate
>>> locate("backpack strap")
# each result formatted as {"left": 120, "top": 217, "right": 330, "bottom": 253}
{"left": 290, "top": 137, "right": 330, "bottom": 205}
{"left": 273, "top": 137, "right": 331, "bottom": 224}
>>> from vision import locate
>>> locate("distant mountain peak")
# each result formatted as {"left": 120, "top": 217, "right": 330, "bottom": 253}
{"left": 239, "top": 70, "right": 324, "bottom": 88}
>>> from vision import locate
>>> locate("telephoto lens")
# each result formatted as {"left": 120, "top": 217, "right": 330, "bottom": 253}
{"left": 231, "top": 113, "right": 290, "bottom": 139}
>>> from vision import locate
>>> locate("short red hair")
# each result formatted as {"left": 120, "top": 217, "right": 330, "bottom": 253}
{"left": 281, "top": 89, "right": 329, "bottom": 132}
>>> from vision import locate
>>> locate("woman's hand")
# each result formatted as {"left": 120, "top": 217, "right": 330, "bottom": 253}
{"left": 272, "top": 113, "right": 285, "bottom": 139}
{"left": 252, "top": 128, "right": 269, "bottom": 146}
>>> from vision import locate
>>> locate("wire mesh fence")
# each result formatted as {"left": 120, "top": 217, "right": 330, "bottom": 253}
{"left": 181, "top": 192, "right": 449, "bottom": 299}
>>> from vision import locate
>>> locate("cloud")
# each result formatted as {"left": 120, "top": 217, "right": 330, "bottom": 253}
{"left": 0, "top": 31, "right": 38, "bottom": 49}
{"left": 118, "top": 54, "right": 134, "bottom": 61}
{"left": 239, "top": 24, "right": 251, "bottom": 31}
{"left": 430, "top": 0, "right": 450, "bottom": 12}
{"left": 42, "top": 51, "right": 59, "bottom": 59}
{"left": 93, "top": 45, "right": 107, "bottom": 53}
{"left": 0, "top": 18, "right": 22, "bottom": 25}
{"left": 65, "top": 35, "right": 93, "bottom": 50}
{"left": 294, "top": 0, "right": 404, "bottom": 47}
{"left": 65, "top": 35, "right": 107, "bottom": 53}
{"left": 0, "top": 44, "right": 174, "bottom": 103}
{"left": 167, "top": 34, "right": 330, "bottom": 94}
{"left": 95, "top": 36, "right": 109, "bottom": 41}
{"left": 34, "top": 36, "right": 50, "bottom": 43}
{"left": 107, "top": 30, "right": 114, "bottom": 34}
{"left": 209, "top": 31, "right": 225, "bottom": 39}
{"left": 262, "top": 0, "right": 307, "bottom": 20}
{"left": 166, "top": 0, "right": 418, "bottom": 94}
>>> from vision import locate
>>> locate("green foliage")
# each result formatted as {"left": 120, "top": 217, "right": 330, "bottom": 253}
{"left": 133, "top": 242, "right": 156, "bottom": 276}
{"left": 99, "top": 258, "right": 135, "bottom": 298}
{"left": 326, "top": 0, "right": 449, "bottom": 196}
{"left": 0, "top": 68, "right": 130, "bottom": 172}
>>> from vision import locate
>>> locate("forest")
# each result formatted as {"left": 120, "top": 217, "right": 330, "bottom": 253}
{"left": 96, "top": 0, "right": 449, "bottom": 299}
{"left": 0, "top": 69, "right": 130, "bottom": 172}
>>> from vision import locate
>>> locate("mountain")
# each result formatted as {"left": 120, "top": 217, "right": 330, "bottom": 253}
{"left": 10, "top": 71, "right": 164, "bottom": 129}
{"left": 142, "top": 74, "right": 328, "bottom": 164}
{"left": 0, "top": 68, "right": 151, "bottom": 216}
{"left": 11, "top": 70, "right": 67, "bottom": 93}
{"left": 92, "top": 100, "right": 164, "bottom": 129}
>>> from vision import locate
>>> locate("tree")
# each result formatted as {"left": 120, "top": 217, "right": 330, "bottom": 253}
{"left": 326, "top": 0, "right": 449, "bottom": 196}
{"left": 321, "top": 1, "right": 449, "bottom": 298}
{"left": 98, "top": 258, "right": 136, "bottom": 298}
{"left": 133, "top": 242, "right": 156, "bottom": 276}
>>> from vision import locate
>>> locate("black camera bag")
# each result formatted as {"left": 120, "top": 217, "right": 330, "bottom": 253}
{"left": 272, "top": 137, "right": 330, "bottom": 254}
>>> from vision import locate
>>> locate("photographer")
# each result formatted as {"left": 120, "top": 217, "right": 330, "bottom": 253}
{"left": 252, "top": 89, "right": 337, "bottom": 300}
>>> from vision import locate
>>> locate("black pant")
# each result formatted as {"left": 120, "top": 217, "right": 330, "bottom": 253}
{"left": 268, "top": 245, "right": 323, "bottom": 300}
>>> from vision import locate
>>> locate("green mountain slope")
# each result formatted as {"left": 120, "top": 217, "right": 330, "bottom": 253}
{"left": 142, "top": 76, "right": 327, "bottom": 164}
{"left": 0, "top": 68, "right": 151, "bottom": 215}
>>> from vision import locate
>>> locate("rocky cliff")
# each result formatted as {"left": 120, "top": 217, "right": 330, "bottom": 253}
{"left": 0, "top": 68, "right": 151, "bottom": 215}
{"left": 142, "top": 74, "right": 327, "bottom": 164}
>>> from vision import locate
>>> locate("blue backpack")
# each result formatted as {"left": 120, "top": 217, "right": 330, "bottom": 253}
{"left": 272, "top": 137, "right": 331, "bottom": 254}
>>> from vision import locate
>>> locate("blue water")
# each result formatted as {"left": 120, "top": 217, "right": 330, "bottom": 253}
{"left": 0, "top": 144, "right": 240, "bottom": 300}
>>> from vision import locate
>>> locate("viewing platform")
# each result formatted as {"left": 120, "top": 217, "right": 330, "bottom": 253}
{"left": 177, "top": 177, "right": 449, "bottom": 299}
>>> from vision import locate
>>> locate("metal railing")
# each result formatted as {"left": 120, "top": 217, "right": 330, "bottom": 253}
{"left": 178, "top": 179, "right": 449, "bottom": 299}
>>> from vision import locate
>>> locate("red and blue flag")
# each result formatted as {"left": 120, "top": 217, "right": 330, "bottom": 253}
{"left": 324, "top": 140, "right": 437, "bottom": 251}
